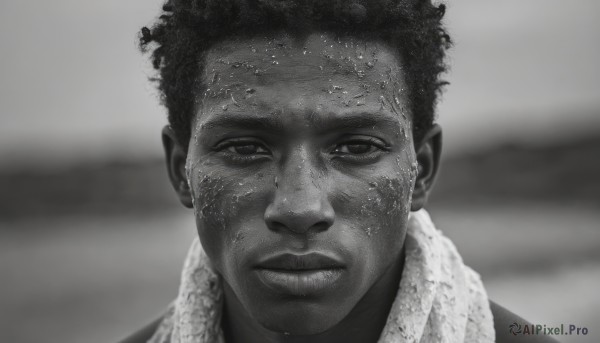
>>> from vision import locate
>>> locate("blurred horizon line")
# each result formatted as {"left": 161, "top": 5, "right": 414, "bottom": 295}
{"left": 1, "top": 132, "right": 598, "bottom": 221}
{"left": 1, "top": 105, "right": 598, "bottom": 172}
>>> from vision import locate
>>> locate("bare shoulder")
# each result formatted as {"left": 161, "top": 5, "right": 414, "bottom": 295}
{"left": 490, "top": 300, "right": 561, "bottom": 343}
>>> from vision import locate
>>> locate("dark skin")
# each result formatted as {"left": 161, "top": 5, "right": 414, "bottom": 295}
{"left": 165, "top": 32, "right": 433, "bottom": 343}
{"left": 119, "top": 302, "right": 560, "bottom": 343}
{"left": 128, "top": 32, "right": 560, "bottom": 343}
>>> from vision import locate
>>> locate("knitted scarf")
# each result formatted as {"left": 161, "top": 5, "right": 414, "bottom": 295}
{"left": 148, "top": 209, "right": 495, "bottom": 343}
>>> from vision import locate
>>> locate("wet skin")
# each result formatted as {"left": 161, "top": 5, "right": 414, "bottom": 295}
{"left": 164, "top": 32, "right": 442, "bottom": 343}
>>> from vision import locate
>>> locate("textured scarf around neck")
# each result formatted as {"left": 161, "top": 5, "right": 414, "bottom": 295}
{"left": 148, "top": 209, "right": 495, "bottom": 343}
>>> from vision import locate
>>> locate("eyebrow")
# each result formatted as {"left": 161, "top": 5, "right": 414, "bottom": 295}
{"left": 200, "top": 114, "right": 285, "bottom": 132}
{"left": 199, "top": 112, "right": 400, "bottom": 133}
{"left": 311, "top": 112, "right": 400, "bottom": 132}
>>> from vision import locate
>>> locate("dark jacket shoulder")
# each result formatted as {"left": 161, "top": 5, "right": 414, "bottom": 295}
{"left": 119, "top": 301, "right": 561, "bottom": 343}
{"left": 118, "top": 317, "right": 163, "bottom": 343}
{"left": 491, "top": 300, "right": 560, "bottom": 343}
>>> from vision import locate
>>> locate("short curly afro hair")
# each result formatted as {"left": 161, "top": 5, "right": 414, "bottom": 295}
{"left": 139, "top": 0, "right": 451, "bottom": 148}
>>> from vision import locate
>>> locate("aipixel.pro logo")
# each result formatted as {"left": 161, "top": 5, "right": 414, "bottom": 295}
{"left": 509, "top": 322, "right": 589, "bottom": 337}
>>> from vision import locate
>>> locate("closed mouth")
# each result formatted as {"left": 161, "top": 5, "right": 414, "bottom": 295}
{"left": 254, "top": 252, "right": 346, "bottom": 296}
{"left": 255, "top": 252, "right": 345, "bottom": 271}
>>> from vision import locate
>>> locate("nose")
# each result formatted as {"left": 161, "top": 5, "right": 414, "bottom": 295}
{"left": 264, "top": 153, "right": 335, "bottom": 235}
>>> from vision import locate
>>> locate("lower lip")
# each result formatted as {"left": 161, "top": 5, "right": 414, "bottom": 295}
{"left": 256, "top": 268, "right": 345, "bottom": 296}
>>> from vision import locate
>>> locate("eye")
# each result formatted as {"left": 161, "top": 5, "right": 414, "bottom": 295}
{"left": 332, "top": 138, "right": 388, "bottom": 155}
{"left": 226, "top": 143, "right": 269, "bottom": 155}
{"left": 214, "top": 138, "right": 272, "bottom": 164}
{"left": 334, "top": 143, "right": 379, "bottom": 155}
{"left": 330, "top": 137, "right": 389, "bottom": 164}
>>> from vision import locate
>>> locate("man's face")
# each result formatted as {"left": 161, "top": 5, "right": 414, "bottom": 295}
{"left": 185, "top": 32, "right": 418, "bottom": 335}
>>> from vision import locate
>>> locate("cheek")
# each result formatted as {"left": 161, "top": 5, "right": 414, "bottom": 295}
{"left": 188, "top": 162, "right": 271, "bottom": 263}
{"left": 192, "top": 169, "right": 232, "bottom": 232}
{"left": 359, "top": 176, "right": 412, "bottom": 238}
{"left": 334, "top": 157, "right": 414, "bottom": 231}
{"left": 331, "top": 171, "right": 413, "bottom": 284}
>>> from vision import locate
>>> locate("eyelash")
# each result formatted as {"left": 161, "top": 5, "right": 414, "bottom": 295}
{"left": 331, "top": 137, "right": 389, "bottom": 162}
{"left": 214, "top": 139, "right": 272, "bottom": 163}
{"left": 213, "top": 137, "right": 389, "bottom": 164}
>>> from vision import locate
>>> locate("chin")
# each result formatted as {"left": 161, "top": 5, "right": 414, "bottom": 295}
{"left": 254, "top": 301, "right": 347, "bottom": 335}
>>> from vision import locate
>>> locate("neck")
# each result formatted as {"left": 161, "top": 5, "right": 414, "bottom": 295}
{"left": 222, "top": 248, "right": 405, "bottom": 343}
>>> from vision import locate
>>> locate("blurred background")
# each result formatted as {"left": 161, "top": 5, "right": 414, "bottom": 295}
{"left": 1, "top": 0, "right": 599, "bottom": 342}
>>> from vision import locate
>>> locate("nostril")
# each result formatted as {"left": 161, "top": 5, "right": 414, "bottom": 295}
{"left": 312, "top": 221, "right": 332, "bottom": 232}
{"left": 268, "top": 221, "right": 288, "bottom": 232}
{"left": 266, "top": 217, "right": 334, "bottom": 235}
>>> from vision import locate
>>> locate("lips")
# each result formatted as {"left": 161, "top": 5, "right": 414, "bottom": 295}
{"left": 256, "top": 252, "right": 345, "bottom": 271}
{"left": 254, "top": 253, "right": 346, "bottom": 296}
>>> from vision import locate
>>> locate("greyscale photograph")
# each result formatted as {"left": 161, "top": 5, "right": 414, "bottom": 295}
{"left": 0, "top": 0, "right": 598, "bottom": 343}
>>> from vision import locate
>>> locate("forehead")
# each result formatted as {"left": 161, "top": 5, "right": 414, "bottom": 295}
{"left": 204, "top": 32, "right": 403, "bottom": 77}
{"left": 197, "top": 32, "right": 410, "bottom": 132}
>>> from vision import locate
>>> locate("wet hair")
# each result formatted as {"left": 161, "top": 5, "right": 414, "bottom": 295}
{"left": 139, "top": 0, "right": 451, "bottom": 147}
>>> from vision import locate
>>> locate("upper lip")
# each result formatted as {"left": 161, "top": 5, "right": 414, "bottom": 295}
{"left": 255, "top": 252, "right": 345, "bottom": 271}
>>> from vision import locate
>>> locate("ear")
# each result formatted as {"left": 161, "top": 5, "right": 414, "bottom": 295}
{"left": 162, "top": 126, "right": 193, "bottom": 208}
{"left": 411, "top": 124, "right": 442, "bottom": 211}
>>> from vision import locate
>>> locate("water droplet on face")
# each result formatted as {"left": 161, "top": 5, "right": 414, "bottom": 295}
{"left": 366, "top": 61, "right": 374, "bottom": 68}
{"left": 221, "top": 104, "right": 228, "bottom": 111}
{"left": 357, "top": 53, "right": 363, "bottom": 60}
{"left": 251, "top": 47, "right": 256, "bottom": 53}
{"left": 332, "top": 85, "right": 343, "bottom": 90}
{"left": 356, "top": 100, "right": 365, "bottom": 106}
{"left": 231, "top": 94, "right": 240, "bottom": 107}
{"left": 254, "top": 69, "right": 264, "bottom": 76}
{"left": 245, "top": 88, "right": 256, "bottom": 94}
{"left": 272, "top": 60, "right": 279, "bottom": 65}
{"left": 411, "top": 161, "right": 419, "bottom": 177}
{"left": 394, "top": 96, "right": 401, "bottom": 105}
{"left": 319, "top": 66, "right": 323, "bottom": 70}
{"left": 211, "top": 72, "right": 219, "bottom": 84}
{"left": 365, "top": 227, "right": 372, "bottom": 237}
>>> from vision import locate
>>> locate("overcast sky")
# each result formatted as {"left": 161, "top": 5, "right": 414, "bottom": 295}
{"left": 1, "top": 0, "right": 599, "bottom": 167}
